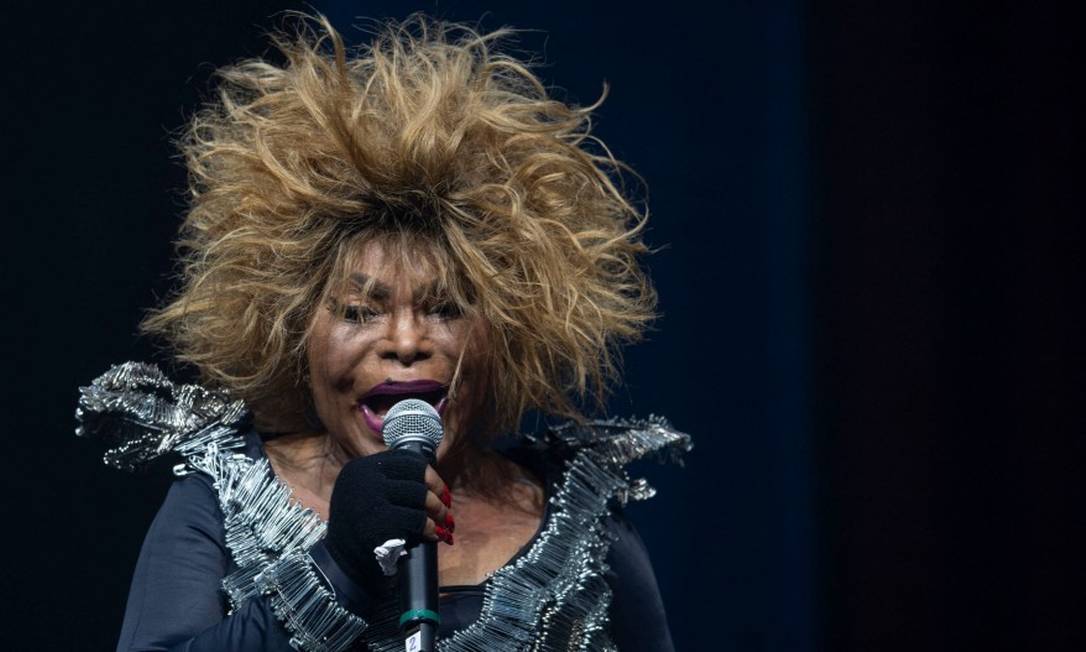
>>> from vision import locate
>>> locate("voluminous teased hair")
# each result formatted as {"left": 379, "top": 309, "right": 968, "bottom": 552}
{"left": 142, "top": 12, "right": 656, "bottom": 435}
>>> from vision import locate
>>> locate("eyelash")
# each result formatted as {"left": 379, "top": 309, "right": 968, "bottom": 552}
{"left": 426, "top": 301, "right": 462, "bottom": 320}
{"left": 337, "top": 302, "right": 462, "bottom": 324}
{"left": 341, "top": 304, "right": 381, "bottom": 324}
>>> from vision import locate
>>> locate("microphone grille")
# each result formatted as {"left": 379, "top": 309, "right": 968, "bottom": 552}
{"left": 382, "top": 398, "right": 444, "bottom": 450}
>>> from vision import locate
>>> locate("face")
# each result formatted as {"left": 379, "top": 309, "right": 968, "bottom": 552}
{"left": 306, "top": 240, "right": 487, "bottom": 460}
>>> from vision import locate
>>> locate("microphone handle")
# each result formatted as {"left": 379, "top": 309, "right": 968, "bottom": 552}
{"left": 401, "top": 542, "right": 438, "bottom": 651}
{"left": 396, "top": 441, "right": 439, "bottom": 651}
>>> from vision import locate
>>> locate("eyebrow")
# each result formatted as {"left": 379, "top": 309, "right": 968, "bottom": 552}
{"left": 349, "top": 273, "right": 444, "bottom": 301}
{"left": 349, "top": 273, "right": 391, "bottom": 301}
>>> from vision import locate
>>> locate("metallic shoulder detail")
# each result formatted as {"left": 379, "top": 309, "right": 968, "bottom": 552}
{"left": 550, "top": 414, "right": 693, "bottom": 466}
{"left": 78, "top": 363, "right": 365, "bottom": 650}
{"left": 537, "top": 415, "right": 693, "bottom": 503}
{"left": 74, "top": 361, "right": 248, "bottom": 472}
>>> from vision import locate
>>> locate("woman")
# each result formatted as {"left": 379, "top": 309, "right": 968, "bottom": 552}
{"left": 76, "top": 13, "right": 690, "bottom": 652}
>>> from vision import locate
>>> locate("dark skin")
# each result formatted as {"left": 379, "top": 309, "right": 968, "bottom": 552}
{"left": 264, "top": 240, "right": 544, "bottom": 588}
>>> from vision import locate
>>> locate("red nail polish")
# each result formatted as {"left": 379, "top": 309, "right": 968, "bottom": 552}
{"left": 435, "top": 525, "right": 449, "bottom": 540}
{"left": 448, "top": 532, "right": 454, "bottom": 545}
{"left": 445, "top": 513, "right": 455, "bottom": 532}
{"left": 440, "top": 487, "right": 452, "bottom": 508}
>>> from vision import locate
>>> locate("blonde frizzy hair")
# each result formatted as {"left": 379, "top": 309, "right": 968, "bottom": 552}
{"left": 141, "top": 12, "right": 656, "bottom": 436}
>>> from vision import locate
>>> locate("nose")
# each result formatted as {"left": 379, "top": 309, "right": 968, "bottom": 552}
{"left": 379, "top": 308, "right": 432, "bottom": 365}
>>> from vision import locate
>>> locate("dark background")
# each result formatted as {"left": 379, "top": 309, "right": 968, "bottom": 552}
{"left": 3, "top": 1, "right": 1081, "bottom": 650}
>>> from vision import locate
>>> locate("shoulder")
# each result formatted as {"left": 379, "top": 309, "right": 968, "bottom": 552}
{"left": 74, "top": 361, "right": 262, "bottom": 550}
{"left": 148, "top": 472, "right": 227, "bottom": 549}
{"left": 75, "top": 360, "right": 251, "bottom": 473}
{"left": 600, "top": 503, "right": 677, "bottom": 650}
{"left": 601, "top": 504, "right": 653, "bottom": 574}
{"left": 503, "top": 414, "right": 692, "bottom": 504}
{"left": 521, "top": 415, "right": 691, "bottom": 466}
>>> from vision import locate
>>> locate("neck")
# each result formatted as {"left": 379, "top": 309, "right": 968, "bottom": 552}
{"left": 437, "top": 439, "right": 490, "bottom": 494}
{"left": 263, "top": 428, "right": 495, "bottom": 497}
{"left": 260, "top": 430, "right": 345, "bottom": 507}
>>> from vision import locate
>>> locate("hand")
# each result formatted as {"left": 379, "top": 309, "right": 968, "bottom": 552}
{"left": 324, "top": 449, "right": 454, "bottom": 591}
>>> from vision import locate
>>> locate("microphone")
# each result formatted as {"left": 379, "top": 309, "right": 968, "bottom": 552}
{"left": 382, "top": 399, "right": 444, "bottom": 652}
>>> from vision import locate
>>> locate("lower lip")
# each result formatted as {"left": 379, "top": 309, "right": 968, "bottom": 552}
{"left": 358, "top": 397, "right": 448, "bottom": 436}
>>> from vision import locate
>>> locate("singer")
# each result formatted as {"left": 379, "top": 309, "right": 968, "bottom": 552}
{"left": 77, "top": 13, "right": 690, "bottom": 652}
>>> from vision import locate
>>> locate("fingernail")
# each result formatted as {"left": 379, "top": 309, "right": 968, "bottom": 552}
{"left": 448, "top": 532, "right": 454, "bottom": 545}
{"left": 440, "top": 487, "right": 452, "bottom": 508}
{"left": 445, "top": 513, "right": 455, "bottom": 532}
{"left": 435, "top": 525, "right": 449, "bottom": 540}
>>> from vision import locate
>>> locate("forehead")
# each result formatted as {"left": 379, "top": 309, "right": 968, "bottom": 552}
{"left": 339, "top": 237, "right": 443, "bottom": 295}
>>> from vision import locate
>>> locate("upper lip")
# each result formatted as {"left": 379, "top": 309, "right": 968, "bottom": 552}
{"left": 359, "top": 379, "right": 448, "bottom": 400}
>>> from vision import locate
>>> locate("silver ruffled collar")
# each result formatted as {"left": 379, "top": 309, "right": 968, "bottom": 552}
{"left": 76, "top": 361, "right": 691, "bottom": 651}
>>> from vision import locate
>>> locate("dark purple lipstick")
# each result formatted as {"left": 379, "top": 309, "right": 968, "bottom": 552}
{"left": 358, "top": 379, "right": 448, "bottom": 433}
{"left": 362, "top": 379, "right": 446, "bottom": 398}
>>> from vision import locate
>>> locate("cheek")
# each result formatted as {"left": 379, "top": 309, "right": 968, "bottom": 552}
{"left": 309, "top": 323, "right": 365, "bottom": 401}
{"left": 321, "top": 339, "right": 354, "bottom": 385}
{"left": 307, "top": 322, "right": 385, "bottom": 453}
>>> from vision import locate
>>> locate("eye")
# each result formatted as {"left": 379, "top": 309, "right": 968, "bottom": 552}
{"left": 425, "top": 300, "right": 463, "bottom": 320}
{"left": 341, "top": 304, "right": 381, "bottom": 324}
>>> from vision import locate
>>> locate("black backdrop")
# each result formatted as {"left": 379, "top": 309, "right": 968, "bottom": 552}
{"left": 809, "top": 2, "right": 1083, "bottom": 650}
{"left": 3, "top": 1, "right": 1082, "bottom": 651}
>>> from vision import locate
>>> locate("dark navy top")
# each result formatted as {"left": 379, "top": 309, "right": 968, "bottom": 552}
{"left": 115, "top": 431, "right": 675, "bottom": 651}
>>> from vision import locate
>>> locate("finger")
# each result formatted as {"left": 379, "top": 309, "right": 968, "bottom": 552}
{"left": 423, "top": 516, "right": 454, "bottom": 545}
{"left": 424, "top": 491, "right": 452, "bottom": 531}
{"left": 424, "top": 466, "right": 449, "bottom": 503}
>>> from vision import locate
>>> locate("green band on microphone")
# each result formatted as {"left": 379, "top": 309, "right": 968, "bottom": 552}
{"left": 399, "top": 608, "right": 441, "bottom": 628}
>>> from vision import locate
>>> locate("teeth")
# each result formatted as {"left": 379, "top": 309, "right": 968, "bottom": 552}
{"left": 360, "top": 402, "right": 389, "bottom": 417}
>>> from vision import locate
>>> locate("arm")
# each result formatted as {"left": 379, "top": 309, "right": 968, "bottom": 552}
{"left": 117, "top": 446, "right": 443, "bottom": 652}
{"left": 116, "top": 474, "right": 358, "bottom": 652}
{"left": 603, "top": 507, "right": 676, "bottom": 652}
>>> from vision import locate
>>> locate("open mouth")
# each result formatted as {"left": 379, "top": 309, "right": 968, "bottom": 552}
{"left": 357, "top": 380, "right": 448, "bottom": 434}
